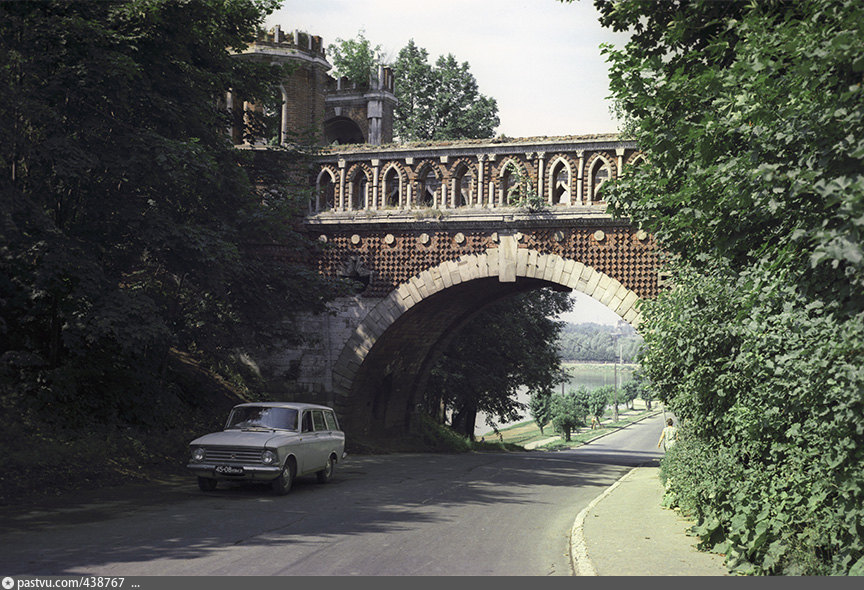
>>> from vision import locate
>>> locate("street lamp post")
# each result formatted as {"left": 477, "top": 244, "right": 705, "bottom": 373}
{"left": 612, "top": 332, "right": 620, "bottom": 423}
{"left": 611, "top": 322, "right": 626, "bottom": 423}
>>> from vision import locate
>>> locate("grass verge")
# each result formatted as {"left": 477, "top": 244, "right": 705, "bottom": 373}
{"left": 479, "top": 401, "right": 661, "bottom": 450}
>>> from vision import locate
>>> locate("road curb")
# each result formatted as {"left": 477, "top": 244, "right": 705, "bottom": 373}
{"left": 569, "top": 465, "right": 640, "bottom": 576}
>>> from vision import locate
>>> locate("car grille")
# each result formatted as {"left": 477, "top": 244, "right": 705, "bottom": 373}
{"left": 203, "top": 447, "right": 264, "bottom": 464}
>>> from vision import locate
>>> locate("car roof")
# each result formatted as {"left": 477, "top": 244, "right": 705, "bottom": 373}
{"left": 231, "top": 401, "right": 334, "bottom": 411}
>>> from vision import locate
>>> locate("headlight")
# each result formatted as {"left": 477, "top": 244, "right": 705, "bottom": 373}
{"left": 191, "top": 448, "right": 206, "bottom": 462}
{"left": 262, "top": 450, "right": 277, "bottom": 465}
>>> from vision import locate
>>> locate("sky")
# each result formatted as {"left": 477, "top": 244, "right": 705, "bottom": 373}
{"left": 265, "top": 1, "right": 629, "bottom": 325}
{"left": 264, "top": 0, "right": 631, "bottom": 138}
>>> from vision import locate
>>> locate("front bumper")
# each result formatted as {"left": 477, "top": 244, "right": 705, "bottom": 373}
{"left": 187, "top": 463, "right": 282, "bottom": 481}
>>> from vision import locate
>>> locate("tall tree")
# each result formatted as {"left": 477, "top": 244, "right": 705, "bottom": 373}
{"left": 390, "top": 40, "right": 435, "bottom": 140}
{"left": 584, "top": 0, "right": 864, "bottom": 575}
{"left": 529, "top": 390, "right": 553, "bottom": 435}
{"left": 393, "top": 40, "right": 499, "bottom": 141}
{"left": 425, "top": 288, "right": 572, "bottom": 439}
{"left": 587, "top": 386, "right": 608, "bottom": 426}
{"left": 0, "top": 0, "right": 342, "bottom": 428}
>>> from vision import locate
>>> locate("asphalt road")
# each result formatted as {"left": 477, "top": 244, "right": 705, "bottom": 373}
{"left": 0, "top": 413, "right": 665, "bottom": 576}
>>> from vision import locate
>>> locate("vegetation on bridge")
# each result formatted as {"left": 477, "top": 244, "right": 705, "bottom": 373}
{"left": 589, "top": 0, "right": 864, "bottom": 575}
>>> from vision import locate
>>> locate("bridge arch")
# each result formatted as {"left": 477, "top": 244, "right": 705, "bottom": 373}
{"left": 330, "top": 246, "right": 642, "bottom": 438}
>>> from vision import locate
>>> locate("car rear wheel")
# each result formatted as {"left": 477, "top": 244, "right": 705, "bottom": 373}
{"left": 272, "top": 460, "right": 295, "bottom": 495}
{"left": 197, "top": 477, "right": 217, "bottom": 492}
{"left": 316, "top": 455, "right": 335, "bottom": 483}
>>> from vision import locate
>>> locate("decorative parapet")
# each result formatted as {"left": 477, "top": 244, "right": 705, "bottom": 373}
{"left": 235, "top": 25, "right": 330, "bottom": 70}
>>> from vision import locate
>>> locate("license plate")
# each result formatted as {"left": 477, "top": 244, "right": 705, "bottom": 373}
{"left": 215, "top": 465, "right": 245, "bottom": 475}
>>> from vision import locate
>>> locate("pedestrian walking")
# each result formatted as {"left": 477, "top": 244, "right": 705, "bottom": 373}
{"left": 657, "top": 418, "right": 679, "bottom": 451}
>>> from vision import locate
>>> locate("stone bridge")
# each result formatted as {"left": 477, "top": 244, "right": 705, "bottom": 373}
{"left": 253, "top": 135, "right": 661, "bottom": 439}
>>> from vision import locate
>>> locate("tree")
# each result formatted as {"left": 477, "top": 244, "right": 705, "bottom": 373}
{"left": 327, "top": 30, "right": 382, "bottom": 87}
{"left": 424, "top": 288, "right": 573, "bottom": 440}
{"left": 585, "top": 0, "right": 864, "bottom": 575}
{"left": 390, "top": 40, "right": 435, "bottom": 140}
{"left": 620, "top": 379, "right": 640, "bottom": 410}
{"left": 393, "top": 40, "right": 499, "bottom": 141}
{"left": 551, "top": 388, "right": 590, "bottom": 442}
{"left": 0, "top": 0, "right": 342, "bottom": 429}
{"left": 587, "top": 386, "right": 608, "bottom": 426}
{"left": 529, "top": 390, "right": 553, "bottom": 435}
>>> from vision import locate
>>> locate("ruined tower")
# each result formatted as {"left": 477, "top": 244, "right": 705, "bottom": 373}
{"left": 233, "top": 25, "right": 396, "bottom": 146}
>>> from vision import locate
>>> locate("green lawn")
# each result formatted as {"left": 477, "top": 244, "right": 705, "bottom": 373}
{"left": 478, "top": 398, "right": 661, "bottom": 451}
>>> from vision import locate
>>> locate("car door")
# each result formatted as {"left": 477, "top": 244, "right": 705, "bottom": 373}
{"left": 310, "top": 409, "right": 329, "bottom": 468}
{"left": 323, "top": 410, "right": 344, "bottom": 457}
{"left": 297, "top": 410, "right": 320, "bottom": 474}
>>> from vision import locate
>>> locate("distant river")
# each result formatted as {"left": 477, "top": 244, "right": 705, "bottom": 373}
{"left": 561, "top": 362, "right": 638, "bottom": 392}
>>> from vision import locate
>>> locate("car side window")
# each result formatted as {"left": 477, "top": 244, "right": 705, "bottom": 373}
{"left": 301, "top": 411, "right": 313, "bottom": 433}
{"left": 312, "top": 410, "right": 326, "bottom": 431}
{"left": 324, "top": 411, "right": 339, "bottom": 431}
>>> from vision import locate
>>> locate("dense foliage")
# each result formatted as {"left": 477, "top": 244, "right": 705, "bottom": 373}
{"left": 326, "top": 30, "right": 383, "bottom": 87}
{"left": 588, "top": 0, "right": 864, "bottom": 575}
{"left": 550, "top": 387, "right": 590, "bottom": 441}
{"left": 556, "top": 322, "right": 642, "bottom": 362}
{"left": 586, "top": 386, "right": 609, "bottom": 425}
{"left": 391, "top": 40, "right": 500, "bottom": 141}
{"left": 0, "top": 0, "right": 343, "bottom": 495}
{"left": 424, "top": 289, "right": 572, "bottom": 439}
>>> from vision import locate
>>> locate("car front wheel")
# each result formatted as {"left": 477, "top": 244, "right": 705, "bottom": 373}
{"left": 316, "top": 456, "right": 335, "bottom": 483}
{"left": 197, "top": 477, "right": 217, "bottom": 492}
{"left": 272, "top": 460, "right": 295, "bottom": 495}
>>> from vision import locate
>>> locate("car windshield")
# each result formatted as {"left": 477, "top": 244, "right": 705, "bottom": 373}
{"left": 225, "top": 407, "right": 298, "bottom": 431}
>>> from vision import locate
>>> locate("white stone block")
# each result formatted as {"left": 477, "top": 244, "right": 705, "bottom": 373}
{"left": 526, "top": 250, "right": 538, "bottom": 278}
{"left": 517, "top": 248, "right": 529, "bottom": 277}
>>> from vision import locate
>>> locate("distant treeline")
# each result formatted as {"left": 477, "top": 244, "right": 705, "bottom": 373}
{"left": 556, "top": 322, "right": 643, "bottom": 363}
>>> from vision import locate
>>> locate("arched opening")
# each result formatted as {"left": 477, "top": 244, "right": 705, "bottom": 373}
{"left": 383, "top": 167, "right": 401, "bottom": 208}
{"left": 418, "top": 168, "right": 440, "bottom": 208}
{"left": 316, "top": 171, "right": 336, "bottom": 212}
{"left": 323, "top": 116, "right": 365, "bottom": 145}
{"left": 453, "top": 165, "right": 474, "bottom": 207}
{"left": 350, "top": 173, "right": 368, "bottom": 210}
{"left": 500, "top": 162, "right": 521, "bottom": 206}
{"left": 591, "top": 159, "right": 612, "bottom": 204}
{"left": 551, "top": 160, "right": 571, "bottom": 206}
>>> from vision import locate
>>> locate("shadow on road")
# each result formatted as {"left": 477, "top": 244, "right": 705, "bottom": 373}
{"left": 1, "top": 449, "right": 633, "bottom": 575}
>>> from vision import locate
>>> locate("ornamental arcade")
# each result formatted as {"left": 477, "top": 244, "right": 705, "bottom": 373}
{"left": 310, "top": 135, "right": 645, "bottom": 214}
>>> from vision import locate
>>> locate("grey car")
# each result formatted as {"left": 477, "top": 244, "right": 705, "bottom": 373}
{"left": 187, "top": 402, "right": 346, "bottom": 495}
